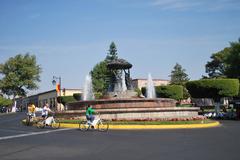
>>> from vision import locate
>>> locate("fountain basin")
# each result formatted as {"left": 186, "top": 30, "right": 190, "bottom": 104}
{"left": 58, "top": 107, "right": 200, "bottom": 120}
{"left": 67, "top": 98, "right": 176, "bottom": 110}
{"left": 62, "top": 98, "right": 200, "bottom": 120}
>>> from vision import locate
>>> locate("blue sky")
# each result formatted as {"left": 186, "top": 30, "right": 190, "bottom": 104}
{"left": 0, "top": 0, "right": 240, "bottom": 95}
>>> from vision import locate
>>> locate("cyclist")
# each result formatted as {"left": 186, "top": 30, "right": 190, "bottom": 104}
{"left": 41, "top": 103, "right": 55, "bottom": 126}
{"left": 26, "top": 103, "right": 36, "bottom": 125}
{"left": 86, "top": 105, "right": 96, "bottom": 123}
{"left": 79, "top": 105, "right": 109, "bottom": 131}
{"left": 28, "top": 103, "right": 36, "bottom": 117}
{"left": 41, "top": 103, "right": 52, "bottom": 119}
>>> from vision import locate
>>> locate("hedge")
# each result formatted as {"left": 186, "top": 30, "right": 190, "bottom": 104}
{"left": 142, "top": 85, "right": 183, "bottom": 100}
{"left": 57, "top": 96, "right": 77, "bottom": 106}
{"left": 186, "top": 79, "right": 239, "bottom": 101}
{"left": 238, "top": 84, "right": 240, "bottom": 97}
{"left": 73, "top": 93, "right": 82, "bottom": 101}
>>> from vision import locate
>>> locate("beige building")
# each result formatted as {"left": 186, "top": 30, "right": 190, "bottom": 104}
{"left": 18, "top": 89, "right": 82, "bottom": 110}
{"left": 38, "top": 90, "right": 57, "bottom": 109}
{"left": 38, "top": 89, "right": 82, "bottom": 108}
{"left": 20, "top": 94, "right": 38, "bottom": 111}
{"left": 132, "top": 78, "right": 170, "bottom": 90}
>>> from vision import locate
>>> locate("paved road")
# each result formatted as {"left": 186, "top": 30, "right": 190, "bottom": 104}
{"left": 0, "top": 112, "right": 240, "bottom": 160}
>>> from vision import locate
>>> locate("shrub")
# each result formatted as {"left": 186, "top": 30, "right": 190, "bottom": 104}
{"left": 156, "top": 85, "right": 183, "bottom": 100}
{"left": 135, "top": 88, "right": 142, "bottom": 97}
{"left": 186, "top": 79, "right": 239, "bottom": 101}
{"left": 238, "top": 83, "right": 240, "bottom": 97}
{"left": 73, "top": 93, "right": 82, "bottom": 101}
{"left": 94, "top": 92, "right": 103, "bottom": 99}
{"left": 141, "top": 87, "right": 146, "bottom": 96}
{"left": 142, "top": 85, "right": 183, "bottom": 100}
{"left": 0, "top": 96, "right": 13, "bottom": 107}
{"left": 57, "top": 96, "right": 77, "bottom": 106}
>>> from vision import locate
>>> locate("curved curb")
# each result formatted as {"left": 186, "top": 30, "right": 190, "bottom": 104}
{"left": 59, "top": 121, "right": 220, "bottom": 130}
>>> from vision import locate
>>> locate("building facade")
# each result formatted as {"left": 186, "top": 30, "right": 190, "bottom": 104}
{"left": 132, "top": 78, "right": 170, "bottom": 90}
{"left": 17, "top": 89, "right": 82, "bottom": 110}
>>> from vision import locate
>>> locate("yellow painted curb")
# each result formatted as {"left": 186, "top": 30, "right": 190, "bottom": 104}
{"left": 60, "top": 123, "right": 79, "bottom": 128}
{"left": 109, "top": 121, "right": 220, "bottom": 129}
{"left": 59, "top": 121, "right": 220, "bottom": 130}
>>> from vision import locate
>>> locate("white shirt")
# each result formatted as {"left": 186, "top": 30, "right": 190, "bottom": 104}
{"left": 41, "top": 106, "right": 51, "bottom": 116}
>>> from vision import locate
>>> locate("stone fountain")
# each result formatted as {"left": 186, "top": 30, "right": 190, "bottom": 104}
{"left": 105, "top": 58, "right": 137, "bottom": 98}
{"left": 64, "top": 57, "right": 200, "bottom": 121}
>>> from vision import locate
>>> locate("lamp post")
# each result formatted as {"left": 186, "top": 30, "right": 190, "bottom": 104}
{"left": 52, "top": 76, "right": 61, "bottom": 110}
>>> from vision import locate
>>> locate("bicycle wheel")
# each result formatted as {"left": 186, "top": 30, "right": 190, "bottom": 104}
{"left": 97, "top": 120, "right": 109, "bottom": 132}
{"left": 36, "top": 121, "right": 45, "bottom": 129}
{"left": 51, "top": 120, "right": 60, "bottom": 129}
{"left": 79, "top": 121, "right": 89, "bottom": 131}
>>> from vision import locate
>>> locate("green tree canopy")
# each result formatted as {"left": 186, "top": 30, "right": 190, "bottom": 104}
{"left": 0, "top": 53, "right": 41, "bottom": 98}
{"left": 205, "top": 48, "right": 230, "bottom": 78}
{"left": 105, "top": 42, "right": 118, "bottom": 61}
{"left": 205, "top": 38, "right": 240, "bottom": 79}
{"left": 91, "top": 42, "right": 119, "bottom": 95}
{"left": 169, "top": 63, "right": 190, "bottom": 85}
{"left": 91, "top": 61, "right": 110, "bottom": 94}
{"left": 225, "top": 39, "right": 240, "bottom": 79}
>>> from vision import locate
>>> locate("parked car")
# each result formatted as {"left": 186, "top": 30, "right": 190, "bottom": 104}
{"left": 0, "top": 107, "right": 7, "bottom": 113}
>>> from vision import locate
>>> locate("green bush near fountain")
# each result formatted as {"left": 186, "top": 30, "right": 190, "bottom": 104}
{"left": 142, "top": 85, "right": 183, "bottom": 101}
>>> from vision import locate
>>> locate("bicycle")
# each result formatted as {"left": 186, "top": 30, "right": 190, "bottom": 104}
{"left": 79, "top": 113, "right": 109, "bottom": 132}
{"left": 36, "top": 113, "right": 60, "bottom": 129}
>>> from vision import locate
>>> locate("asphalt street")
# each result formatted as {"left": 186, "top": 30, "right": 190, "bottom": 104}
{"left": 0, "top": 112, "right": 240, "bottom": 160}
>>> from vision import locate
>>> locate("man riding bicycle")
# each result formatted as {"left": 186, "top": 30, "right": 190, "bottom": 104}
{"left": 79, "top": 105, "right": 109, "bottom": 131}
{"left": 86, "top": 105, "right": 97, "bottom": 123}
{"left": 41, "top": 103, "right": 52, "bottom": 119}
{"left": 26, "top": 103, "right": 36, "bottom": 126}
{"left": 41, "top": 103, "right": 55, "bottom": 126}
{"left": 28, "top": 103, "right": 36, "bottom": 117}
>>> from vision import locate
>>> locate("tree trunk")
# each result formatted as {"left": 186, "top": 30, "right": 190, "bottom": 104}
{"left": 214, "top": 101, "right": 221, "bottom": 117}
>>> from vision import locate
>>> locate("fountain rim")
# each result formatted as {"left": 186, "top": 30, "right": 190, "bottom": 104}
{"left": 68, "top": 98, "right": 177, "bottom": 105}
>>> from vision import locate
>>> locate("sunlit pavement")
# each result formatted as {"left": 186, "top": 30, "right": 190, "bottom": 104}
{"left": 0, "top": 112, "right": 240, "bottom": 160}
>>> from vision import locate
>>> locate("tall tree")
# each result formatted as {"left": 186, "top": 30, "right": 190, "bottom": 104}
{"left": 225, "top": 39, "right": 240, "bottom": 79}
{"left": 0, "top": 54, "right": 41, "bottom": 98}
{"left": 170, "top": 63, "right": 190, "bottom": 99}
{"left": 205, "top": 38, "right": 240, "bottom": 79}
{"left": 91, "top": 42, "right": 119, "bottom": 95}
{"left": 205, "top": 47, "right": 230, "bottom": 78}
{"left": 105, "top": 42, "right": 118, "bottom": 61}
{"left": 91, "top": 61, "right": 110, "bottom": 94}
{"left": 170, "top": 63, "right": 190, "bottom": 85}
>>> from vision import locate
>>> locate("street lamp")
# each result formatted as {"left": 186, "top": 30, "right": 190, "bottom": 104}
{"left": 52, "top": 76, "right": 61, "bottom": 109}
